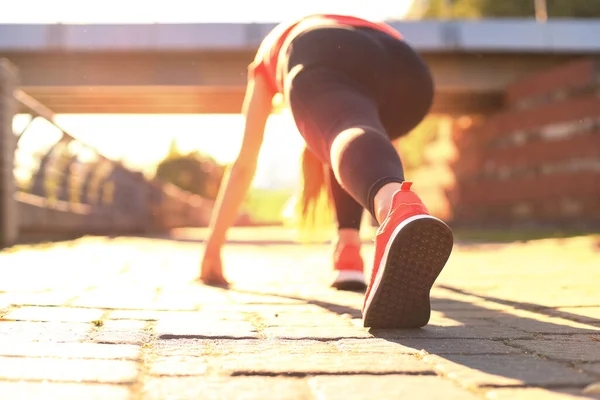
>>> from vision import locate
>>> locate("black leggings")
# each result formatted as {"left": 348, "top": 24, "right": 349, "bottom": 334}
{"left": 281, "top": 25, "right": 434, "bottom": 229}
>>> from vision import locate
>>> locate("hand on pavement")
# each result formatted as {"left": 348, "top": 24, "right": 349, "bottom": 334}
{"left": 199, "top": 248, "right": 229, "bottom": 286}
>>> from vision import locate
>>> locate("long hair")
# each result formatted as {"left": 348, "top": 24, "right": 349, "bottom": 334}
{"left": 295, "top": 146, "right": 334, "bottom": 241}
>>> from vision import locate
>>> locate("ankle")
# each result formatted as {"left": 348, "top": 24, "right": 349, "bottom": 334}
{"left": 373, "top": 182, "right": 404, "bottom": 224}
{"left": 334, "top": 228, "right": 361, "bottom": 250}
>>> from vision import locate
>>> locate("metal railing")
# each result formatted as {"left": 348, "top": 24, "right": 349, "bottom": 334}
{"left": 0, "top": 58, "right": 213, "bottom": 247}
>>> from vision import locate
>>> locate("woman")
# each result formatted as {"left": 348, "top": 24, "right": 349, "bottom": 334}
{"left": 199, "top": 14, "right": 454, "bottom": 329}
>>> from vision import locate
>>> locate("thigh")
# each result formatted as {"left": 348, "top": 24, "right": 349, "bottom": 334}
{"left": 285, "top": 66, "right": 386, "bottom": 164}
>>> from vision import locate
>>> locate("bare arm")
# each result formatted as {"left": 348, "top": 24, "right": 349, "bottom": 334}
{"left": 203, "top": 74, "right": 273, "bottom": 252}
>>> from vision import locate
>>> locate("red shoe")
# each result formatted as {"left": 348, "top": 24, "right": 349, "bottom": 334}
{"left": 331, "top": 244, "right": 367, "bottom": 292}
{"left": 362, "top": 181, "right": 453, "bottom": 329}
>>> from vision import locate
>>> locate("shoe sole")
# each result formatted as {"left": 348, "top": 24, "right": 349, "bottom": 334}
{"left": 363, "top": 215, "right": 454, "bottom": 329}
{"left": 333, "top": 280, "right": 368, "bottom": 292}
{"left": 332, "top": 271, "right": 367, "bottom": 292}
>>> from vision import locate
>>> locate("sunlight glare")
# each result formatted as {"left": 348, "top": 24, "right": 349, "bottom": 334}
{"left": 50, "top": 113, "right": 305, "bottom": 189}
{"left": 0, "top": 0, "right": 415, "bottom": 23}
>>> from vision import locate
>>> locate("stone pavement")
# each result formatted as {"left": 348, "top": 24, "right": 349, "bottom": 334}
{"left": 0, "top": 227, "right": 599, "bottom": 400}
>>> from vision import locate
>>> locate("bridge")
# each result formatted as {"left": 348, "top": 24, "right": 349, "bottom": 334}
{"left": 2, "top": 20, "right": 600, "bottom": 115}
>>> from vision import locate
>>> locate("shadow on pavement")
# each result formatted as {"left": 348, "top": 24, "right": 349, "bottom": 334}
{"left": 438, "top": 284, "right": 600, "bottom": 325}
{"left": 219, "top": 284, "right": 600, "bottom": 397}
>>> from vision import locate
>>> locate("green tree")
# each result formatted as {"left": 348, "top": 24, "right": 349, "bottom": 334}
{"left": 409, "top": 0, "right": 481, "bottom": 19}
{"left": 393, "top": 117, "right": 440, "bottom": 174}
{"left": 154, "top": 138, "right": 225, "bottom": 200}
{"left": 410, "top": 0, "right": 600, "bottom": 19}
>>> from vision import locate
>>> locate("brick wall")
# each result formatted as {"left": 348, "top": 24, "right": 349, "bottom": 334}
{"left": 449, "top": 58, "right": 600, "bottom": 229}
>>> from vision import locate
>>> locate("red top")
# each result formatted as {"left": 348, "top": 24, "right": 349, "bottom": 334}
{"left": 248, "top": 14, "right": 403, "bottom": 96}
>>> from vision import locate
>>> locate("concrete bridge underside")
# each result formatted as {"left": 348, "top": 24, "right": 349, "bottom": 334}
{"left": 7, "top": 51, "right": 583, "bottom": 115}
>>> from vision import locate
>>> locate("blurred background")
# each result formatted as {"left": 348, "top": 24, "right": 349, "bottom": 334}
{"left": 1, "top": 0, "right": 599, "bottom": 246}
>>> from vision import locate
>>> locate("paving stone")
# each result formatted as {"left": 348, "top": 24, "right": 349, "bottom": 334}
{"left": 332, "top": 338, "right": 418, "bottom": 354}
{"left": 3, "top": 306, "right": 105, "bottom": 323}
{"left": 71, "top": 290, "right": 157, "bottom": 309}
{"left": 202, "top": 303, "right": 329, "bottom": 314}
{"left": 0, "top": 321, "right": 91, "bottom": 342}
{"left": 510, "top": 337, "right": 600, "bottom": 362}
{"left": 523, "top": 295, "right": 600, "bottom": 309}
{"left": 158, "top": 312, "right": 249, "bottom": 323}
{"left": 431, "top": 310, "right": 502, "bottom": 320}
{"left": 540, "top": 334, "right": 600, "bottom": 341}
{"left": 154, "top": 339, "right": 334, "bottom": 357}
{"left": 259, "top": 311, "right": 353, "bottom": 327}
{"left": 577, "top": 363, "right": 600, "bottom": 376}
{"left": 145, "top": 297, "right": 199, "bottom": 311}
{"left": 0, "top": 301, "right": 9, "bottom": 315}
{"left": 151, "top": 288, "right": 231, "bottom": 310}
{"left": 431, "top": 298, "right": 515, "bottom": 313}
{"left": 484, "top": 387, "right": 599, "bottom": 399}
{"left": 550, "top": 308, "right": 600, "bottom": 325}
{"left": 0, "top": 342, "right": 140, "bottom": 360}
{"left": 301, "top": 299, "right": 362, "bottom": 316}
{"left": 308, "top": 375, "right": 480, "bottom": 400}
{"left": 430, "top": 299, "right": 492, "bottom": 311}
{"left": 0, "top": 382, "right": 132, "bottom": 400}
{"left": 107, "top": 310, "right": 170, "bottom": 320}
{"left": 151, "top": 353, "right": 434, "bottom": 376}
{"left": 264, "top": 326, "right": 372, "bottom": 340}
{"left": 424, "top": 354, "right": 596, "bottom": 388}
{"left": 227, "top": 292, "right": 305, "bottom": 305}
{"left": 92, "top": 320, "right": 150, "bottom": 344}
{"left": 0, "top": 356, "right": 139, "bottom": 383}
{"left": 0, "top": 292, "right": 78, "bottom": 307}
{"left": 460, "top": 286, "right": 600, "bottom": 310}
{"left": 143, "top": 377, "right": 311, "bottom": 400}
{"left": 428, "top": 315, "right": 498, "bottom": 327}
{"left": 340, "top": 338, "right": 521, "bottom": 355}
{"left": 494, "top": 312, "right": 600, "bottom": 334}
{"left": 150, "top": 356, "right": 211, "bottom": 376}
{"left": 583, "top": 382, "right": 600, "bottom": 399}
{"left": 155, "top": 319, "right": 258, "bottom": 339}
{"left": 366, "top": 325, "right": 530, "bottom": 340}
{"left": 159, "top": 285, "right": 231, "bottom": 300}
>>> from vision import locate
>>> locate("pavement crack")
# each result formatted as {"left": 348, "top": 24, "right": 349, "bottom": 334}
{"left": 478, "top": 383, "right": 593, "bottom": 389}
{"left": 245, "top": 312, "right": 267, "bottom": 339}
{"left": 129, "top": 320, "right": 157, "bottom": 400}
{"left": 84, "top": 310, "right": 111, "bottom": 341}
{"left": 158, "top": 334, "right": 258, "bottom": 340}
{"left": 230, "top": 371, "right": 438, "bottom": 377}
{"left": 0, "top": 376, "right": 136, "bottom": 385}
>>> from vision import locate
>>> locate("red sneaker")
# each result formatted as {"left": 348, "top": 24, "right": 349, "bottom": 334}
{"left": 331, "top": 244, "right": 367, "bottom": 292}
{"left": 362, "top": 181, "right": 453, "bottom": 328}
